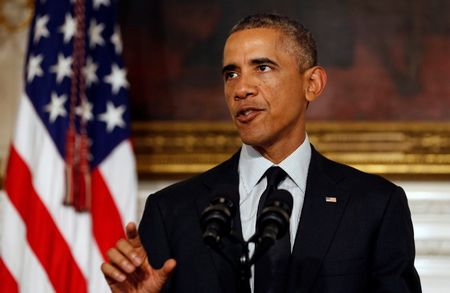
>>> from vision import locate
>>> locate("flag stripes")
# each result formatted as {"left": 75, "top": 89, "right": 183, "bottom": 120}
{"left": 1, "top": 194, "right": 55, "bottom": 293}
{"left": 6, "top": 146, "right": 88, "bottom": 293}
{"left": 0, "top": 258, "right": 19, "bottom": 292}
{"left": 91, "top": 168, "right": 126, "bottom": 260}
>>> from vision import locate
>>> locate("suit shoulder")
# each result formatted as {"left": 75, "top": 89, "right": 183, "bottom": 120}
{"left": 147, "top": 152, "right": 238, "bottom": 205}
{"left": 147, "top": 173, "right": 203, "bottom": 206}
{"left": 317, "top": 154, "right": 409, "bottom": 223}
{"left": 318, "top": 151, "right": 401, "bottom": 196}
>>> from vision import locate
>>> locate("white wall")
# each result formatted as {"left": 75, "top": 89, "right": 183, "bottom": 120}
{"left": 400, "top": 181, "right": 450, "bottom": 293}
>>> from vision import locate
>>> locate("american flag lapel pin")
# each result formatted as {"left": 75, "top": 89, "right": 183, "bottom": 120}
{"left": 325, "top": 196, "right": 337, "bottom": 203}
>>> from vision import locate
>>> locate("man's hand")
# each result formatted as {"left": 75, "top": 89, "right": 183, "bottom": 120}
{"left": 101, "top": 222, "right": 176, "bottom": 293}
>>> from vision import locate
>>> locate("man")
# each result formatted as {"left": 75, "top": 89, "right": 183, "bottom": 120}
{"left": 101, "top": 14, "right": 422, "bottom": 292}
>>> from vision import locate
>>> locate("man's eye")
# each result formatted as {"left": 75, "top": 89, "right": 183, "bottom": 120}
{"left": 257, "top": 65, "right": 271, "bottom": 72}
{"left": 224, "top": 72, "right": 238, "bottom": 80}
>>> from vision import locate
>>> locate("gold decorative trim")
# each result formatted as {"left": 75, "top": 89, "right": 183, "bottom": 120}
{"left": 0, "top": 0, "right": 34, "bottom": 32}
{"left": 133, "top": 121, "right": 450, "bottom": 179}
{"left": 1, "top": 122, "right": 448, "bottom": 184}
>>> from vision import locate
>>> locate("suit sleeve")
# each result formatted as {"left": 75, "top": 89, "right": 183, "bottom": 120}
{"left": 370, "top": 186, "right": 422, "bottom": 293}
{"left": 138, "top": 194, "right": 174, "bottom": 292}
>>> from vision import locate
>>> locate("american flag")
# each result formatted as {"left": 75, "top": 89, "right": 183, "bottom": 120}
{"left": 0, "top": 0, "right": 137, "bottom": 292}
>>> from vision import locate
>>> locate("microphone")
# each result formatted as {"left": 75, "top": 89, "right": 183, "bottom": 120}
{"left": 251, "top": 189, "right": 293, "bottom": 261}
{"left": 200, "top": 189, "right": 238, "bottom": 248}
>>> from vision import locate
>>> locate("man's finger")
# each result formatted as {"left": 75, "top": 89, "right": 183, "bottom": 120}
{"left": 148, "top": 259, "right": 177, "bottom": 290}
{"left": 106, "top": 246, "right": 138, "bottom": 273}
{"left": 125, "top": 222, "right": 145, "bottom": 251}
{"left": 161, "top": 259, "right": 177, "bottom": 276}
{"left": 116, "top": 238, "right": 143, "bottom": 267}
{"left": 101, "top": 262, "right": 127, "bottom": 284}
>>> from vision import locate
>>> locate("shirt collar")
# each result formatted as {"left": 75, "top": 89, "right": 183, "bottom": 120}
{"left": 238, "top": 134, "right": 311, "bottom": 194}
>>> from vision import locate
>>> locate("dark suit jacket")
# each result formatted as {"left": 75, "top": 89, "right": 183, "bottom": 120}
{"left": 139, "top": 146, "right": 422, "bottom": 293}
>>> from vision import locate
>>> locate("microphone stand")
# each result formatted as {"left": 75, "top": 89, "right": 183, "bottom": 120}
{"left": 205, "top": 213, "right": 286, "bottom": 292}
{"left": 226, "top": 232, "right": 274, "bottom": 293}
{"left": 237, "top": 238, "right": 251, "bottom": 293}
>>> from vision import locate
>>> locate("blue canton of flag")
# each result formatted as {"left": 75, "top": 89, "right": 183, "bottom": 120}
{"left": 27, "top": 0, "right": 130, "bottom": 173}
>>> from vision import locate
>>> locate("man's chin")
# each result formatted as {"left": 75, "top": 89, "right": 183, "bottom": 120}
{"left": 239, "top": 134, "right": 265, "bottom": 148}
{"left": 236, "top": 124, "right": 270, "bottom": 146}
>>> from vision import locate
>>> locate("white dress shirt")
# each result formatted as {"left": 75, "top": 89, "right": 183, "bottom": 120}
{"left": 238, "top": 135, "right": 311, "bottom": 291}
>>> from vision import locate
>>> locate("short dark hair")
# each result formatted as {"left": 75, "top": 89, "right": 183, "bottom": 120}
{"left": 229, "top": 13, "right": 317, "bottom": 71}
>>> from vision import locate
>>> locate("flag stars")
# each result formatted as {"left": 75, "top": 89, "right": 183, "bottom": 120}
{"left": 83, "top": 57, "right": 98, "bottom": 87}
{"left": 88, "top": 20, "right": 105, "bottom": 48}
{"left": 44, "top": 92, "right": 67, "bottom": 123}
{"left": 111, "top": 26, "right": 123, "bottom": 55}
{"left": 27, "top": 54, "right": 44, "bottom": 82}
{"left": 104, "top": 64, "right": 129, "bottom": 94}
{"left": 59, "top": 13, "right": 77, "bottom": 43}
{"left": 93, "top": 0, "right": 110, "bottom": 9}
{"left": 50, "top": 54, "right": 72, "bottom": 83}
{"left": 98, "top": 101, "right": 126, "bottom": 132}
{"left": 34, "top": 15, "right": 50, "bottom": 43}
{"left": 76, "top": 98, "right": 93, "bottom": 122}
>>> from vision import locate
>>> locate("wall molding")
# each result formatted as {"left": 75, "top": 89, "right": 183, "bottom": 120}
{"left": 133, "top": 121, "right": 450, "bottom": 179}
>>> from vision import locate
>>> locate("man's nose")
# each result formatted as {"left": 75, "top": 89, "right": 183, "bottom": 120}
{"left": 234, "top": 74, "right": 257, "bottom": 100}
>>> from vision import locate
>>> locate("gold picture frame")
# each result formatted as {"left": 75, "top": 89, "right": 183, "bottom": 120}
{"left": 2, "top": 121, "right": 448, "bottom": 188}
{"left": 133, "top": 121, "right": 450, "bottom": 180}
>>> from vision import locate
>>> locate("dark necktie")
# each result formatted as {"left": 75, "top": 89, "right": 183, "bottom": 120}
{"left": 255, "top": 166, "right": 291, "bottom": 293}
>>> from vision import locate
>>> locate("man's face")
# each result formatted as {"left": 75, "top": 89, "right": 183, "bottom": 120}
{"left": 223, "top": 28, "right": 309, "bottom": 156}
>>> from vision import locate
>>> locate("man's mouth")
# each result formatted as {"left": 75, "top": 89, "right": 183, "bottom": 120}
{"left": 238, "top": 109, "right": 254, "bottom": 116}
{"left": 236, "top": 107, "right": 262, "bottom": 123}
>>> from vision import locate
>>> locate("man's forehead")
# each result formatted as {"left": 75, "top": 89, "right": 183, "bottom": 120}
{"left": 225, "top": 27, "right": 282, "bottom": 47}
{"left": 223, "top": 28, "right": 291, "bottom": 64}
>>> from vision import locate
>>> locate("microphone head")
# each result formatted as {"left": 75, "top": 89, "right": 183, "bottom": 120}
{"left": 264, "top": 189, "right": 293, "bottom": 215}
{"left": 257, "top": 189, "right": 293, "bottom": 240}
{"left": 211, "top": 184, "right": 239, "bottom": 215}
{"left": 200, "top": 186, "right": 238, "bottom": 247}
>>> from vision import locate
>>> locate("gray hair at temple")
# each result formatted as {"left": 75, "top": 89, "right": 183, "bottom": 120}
{"left": 229, "top": 13, "right": 318, "bottom": 72}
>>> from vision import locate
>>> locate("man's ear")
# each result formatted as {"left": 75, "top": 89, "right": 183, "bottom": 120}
{"left": 304, "top": 66, "right": 327, "bottom": 102}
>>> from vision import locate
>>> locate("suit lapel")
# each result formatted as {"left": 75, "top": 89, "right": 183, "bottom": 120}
{"left": 194, "top": 151, "right": 243, "bottom": 292}
{"left": 197, "top": 151, "right": 243, "bottom": 239}
{"left": 288, "top": 147, "right": 351, "bottom": 293}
